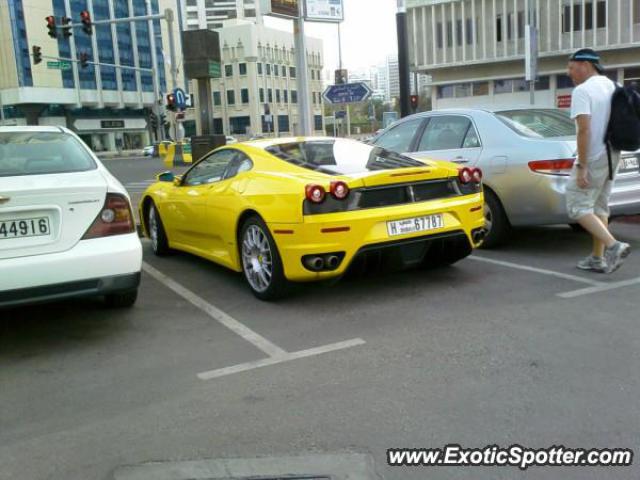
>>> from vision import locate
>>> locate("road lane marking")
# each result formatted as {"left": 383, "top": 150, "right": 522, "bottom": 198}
{"left": 557, "top": 276, "right": 640, "bottom": 298}
{"left": 142, "top": 262, "right": 288, "bottom": 358}
{"left": 197, "top": 338, "right": 366, "bottom": 380}
{"left": 143, "top": 261, "right": 367, "bottom": 381}
{"left": 468, "top": 255, "right": 604, "bottom": 286}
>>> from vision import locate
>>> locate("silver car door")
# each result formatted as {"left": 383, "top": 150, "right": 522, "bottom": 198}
{"left": 410, "top": 114, "right": 483, "bottom": 165}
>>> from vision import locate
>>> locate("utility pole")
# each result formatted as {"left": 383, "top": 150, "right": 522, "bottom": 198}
{"left": 525, "top": 2, "right": 538, "bottom": 105}
{"left": 396, "top": 0, "right": 411, "bottom": 118}
{"left": 293, "top": 2, "right": 313, "bottom": 136}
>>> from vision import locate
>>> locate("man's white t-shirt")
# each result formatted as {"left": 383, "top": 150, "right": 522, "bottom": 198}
{"left": 570, "top": 75, "right": 615, "bottom": 162}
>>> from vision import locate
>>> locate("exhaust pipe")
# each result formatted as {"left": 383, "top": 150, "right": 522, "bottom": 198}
{"left": 305, "top": 256, "right": 325, "bottom": 272}
{"left": 325, "top": 255, "right": 341, "bottom": 270}
{"left": 472, "top": 229, "right": 487, "bottom": 244}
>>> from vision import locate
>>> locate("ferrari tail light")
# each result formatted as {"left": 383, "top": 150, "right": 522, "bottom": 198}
{"left": 305, "top": 184, "right": 326, "bottom": 203}
{"left": 459, "top": 167, "right": 482, "bottom": 184}
{"left": 528, "top": 158, "right": 575, "bottom": 176}
{"left": 330, "top": 181, "right": 350, "bottom": 200}
{"left": 82, "top": 193, "right": 135, "bottom": 239}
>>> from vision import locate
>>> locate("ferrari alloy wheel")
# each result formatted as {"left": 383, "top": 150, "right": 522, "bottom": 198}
{"left": 240, "top": 216, "right": 288, "bottom": 300}
{"left": 148, "top": 202, "right": 171, "bottom": 255}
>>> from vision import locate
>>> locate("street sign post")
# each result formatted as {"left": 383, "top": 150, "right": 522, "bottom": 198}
{"left": 304, "top": 0, "right": 344, "bottom": 22}
{"left": 322, "top": 82, "right": 373, "bottom": 105}
{"left": 46, "top": 61, "right": 72, "bottom": 70}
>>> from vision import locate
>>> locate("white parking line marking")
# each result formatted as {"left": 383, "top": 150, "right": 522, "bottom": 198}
{"left": 468, "top": 255, "right": 604, "bottom": 286}
{"left": 142, "top": 261, "right": 367, "bottom": 381}
{"left": 197, "top": 338, "right": 366, "bottom": 381}
{"left": 142, "top": 262, "right": 287, "bottom": 358}
{"left": 557, "top": 276, "right": 640, "bottom": 298}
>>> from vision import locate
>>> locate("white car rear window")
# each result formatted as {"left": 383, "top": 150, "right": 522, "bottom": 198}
{"left": 0, "top": 131, "right": 97, "bottom": 177}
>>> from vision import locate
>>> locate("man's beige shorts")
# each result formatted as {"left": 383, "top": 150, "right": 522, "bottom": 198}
{"left": 566, "top": 152, "right": 620, "bottom": 220}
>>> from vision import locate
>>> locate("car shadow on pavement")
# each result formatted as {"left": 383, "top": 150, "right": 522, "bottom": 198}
{"left": 0, "top": 298, "right": 135, "bottom": 358}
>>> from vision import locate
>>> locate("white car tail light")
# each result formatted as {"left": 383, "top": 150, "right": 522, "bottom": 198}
{"left": 82, "top": 193, "right": 135, "bottom": 239}
{"left": 528, "top": 159, "right": 575, "bottom": 176}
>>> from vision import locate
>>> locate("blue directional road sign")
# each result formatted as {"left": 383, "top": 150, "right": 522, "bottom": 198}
{"left": 323, "top": 82, "right": 373, "bottom": 105}
{"left": 173, "top": 87, "right": 187, "bottom": 110}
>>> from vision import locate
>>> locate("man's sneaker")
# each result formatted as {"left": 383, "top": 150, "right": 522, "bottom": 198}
{"left": 604, "top": 242, "right": 631, "bottom": 274}
{"left": 576, "top": 255, "right": 607, "bottom": 273}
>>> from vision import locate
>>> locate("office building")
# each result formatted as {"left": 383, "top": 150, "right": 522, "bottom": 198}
{"left": 206, "top": 19, "right": 324, "bottom": 137}
{"left": 180, "top": 0, "right": 258, "bottom": 30}
{"left": 0, "top": 0, "right": 183, "bottom": 151}
{"left": 406, "top": 0, "right": 640, "bottom": 110}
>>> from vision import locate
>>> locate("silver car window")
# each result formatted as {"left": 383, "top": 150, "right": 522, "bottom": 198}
{"left": 418, "top": 115, "right": 476, "bottom": 151}
{"left": 374, "top": 118, "right": 423, "bottom": 153}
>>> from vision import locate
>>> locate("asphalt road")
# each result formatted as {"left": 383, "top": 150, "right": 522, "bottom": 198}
{"left": 1, "top": 157, "right": 639, "bottom": 480}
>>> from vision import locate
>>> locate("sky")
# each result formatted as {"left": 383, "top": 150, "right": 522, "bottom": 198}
{"left": 263, "top": 0, "right": 399, "bottom": 77}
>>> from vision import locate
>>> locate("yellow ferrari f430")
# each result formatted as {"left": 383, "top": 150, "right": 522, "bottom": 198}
{"left": 139, "top": 137, "right": 485, "bottom": 300}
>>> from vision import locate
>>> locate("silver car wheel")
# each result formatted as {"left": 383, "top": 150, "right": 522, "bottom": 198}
{"left": 242, "top": 225, "right": 273, "bottom": 293}
{"left": 149, "top": 205, "right": 159, "bottom": 252}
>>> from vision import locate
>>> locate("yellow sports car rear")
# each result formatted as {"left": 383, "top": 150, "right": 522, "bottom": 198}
{"left": 139, "top": 137, "right": 485, "bottom": 300}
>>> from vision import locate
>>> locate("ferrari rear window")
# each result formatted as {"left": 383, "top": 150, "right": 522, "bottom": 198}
{"left": 265, "top": 139, "right": 424, "bottom": 175}
{"left": 0, "top": 131, "right": 96, "bottom": 177}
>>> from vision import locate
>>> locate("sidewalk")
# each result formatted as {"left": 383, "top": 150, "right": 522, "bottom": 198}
{"left": 95, "top": 149, "right": 143, "bottom": 160}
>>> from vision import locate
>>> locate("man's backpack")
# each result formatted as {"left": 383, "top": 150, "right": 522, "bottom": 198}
{"left": 605, "top": 85, "right": 640, "bottom": 180}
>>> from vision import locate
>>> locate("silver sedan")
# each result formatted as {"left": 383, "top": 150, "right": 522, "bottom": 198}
{"left": 371, "top": 108, "right": 640, "bottom": 247}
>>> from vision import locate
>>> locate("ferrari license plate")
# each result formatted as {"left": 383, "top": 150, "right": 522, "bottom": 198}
{"left": 0, "top": 217, "right": 50, "bottom": 240}
{"left": 621, "top": 156, "right": 639, "bottom": 172}
{"left": 387, "top": 214, "right": 444, "bottom": 237}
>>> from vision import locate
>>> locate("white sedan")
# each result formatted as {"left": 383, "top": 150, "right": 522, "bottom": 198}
{"left": 0, "top": 126, "right": 142, "bottom": 308}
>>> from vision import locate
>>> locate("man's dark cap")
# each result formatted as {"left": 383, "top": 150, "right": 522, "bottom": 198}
{"left": 569, "top": 48, "right": 605, "bottom": 74}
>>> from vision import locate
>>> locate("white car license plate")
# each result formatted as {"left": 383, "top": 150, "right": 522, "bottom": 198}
{"left": 0, "top": 217, "right": 50, "bottom": 240}
{"left": 387, "top": 214, "right": 444, "bottom": 237}
{"left": 621, "top": 156, "right": 639, "bottom": 172}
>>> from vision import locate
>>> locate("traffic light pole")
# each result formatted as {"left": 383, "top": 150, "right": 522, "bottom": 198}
{"left": 396, "top": 0, "right": 411, "bottom": 118}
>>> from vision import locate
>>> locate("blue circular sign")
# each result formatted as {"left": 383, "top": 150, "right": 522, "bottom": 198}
{"left": 173, "top": 88, "right": 187, "bottom": 110}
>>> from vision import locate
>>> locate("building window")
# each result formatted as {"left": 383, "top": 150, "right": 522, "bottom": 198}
{"left": 535, "top": 76, "right": 551, "bottom": 91}
{"left": 311, "top": 69, "right": 315, "bottom": 80}
{"left": 266, "top": 64, "right": 272, "bottom": 75}
{"left": 284, "top": 90, "right": 288, "bottom": 103}
{"left": 456, "top": 19, "right": 463, "bottom": 46}
{"left": 494, "top": 79, "right": 514, "bottom": 94}
{"left": 291, "top": 90, "right": 298, "bottom": 103}
{"left": 496, "top": 15, "right": 503, "bottom": 42}
{"left": 290, "top": 66, "right": 296, "bottom": 78}
{"left": 276, "top": 89, "right": 281, "bottom": 103}
{"left": 517, "top": 11, "right": 525, "bottom": 39}
{"left": 239, "top": 63, "right": 247, "bottom": 75}
{"left": 213, "top": 91, "right": 221, "bottom": 106}
{"left": 635, "top": 0, "right": 640, "bottom": 23}
{"left": 454, "top": 83, "right": 472, "bottom": 98}
{"left": 230, "top": 116, "right": 251, "bottom": 135}
{"left": 472, "top": 82, "right": 489, "bottom": 96}
{"left": 312, "top": 92, "right": 316, "bottom": 104}
{"left": 225, "top": 64, "right": 233, "bottom": 77}
{"left": 274, "top": 64, "right": 279, "bottom": 76}
{"left": 465, "top": 18, "right": 474, "bottom": 45}
{"left": 314, "top": 115, "right": 323, "bottom": 131}
{"left": 241, "top": 88, "right": 249, "bottom": 104}
{"left": 227, "top": 90, "right": 235, "bottom": 105}
{"left": 446, "top": 21, "right": 453, "bottom": 47}
{"left": 563, "top": 1, "right": 606, "bottom": 32}
{"left": 282, "top": 66, "right": 287, "bottom": 78}
{"left": 245, "top": 8, "right": 256, "bottom": 17}
{"left": 436, "top": 85, "right": 454, "bottom": 99}
{"left": 257, "top": 62, "right": 263, "bottom": 74}
{"left": 557, "top": 74, "right": 574, "bottom": 89}
{"left": 436, "top": 22, "right": 443, "bottom": 49}
{"left": 268, "top": 89, "right": 273, "bottom": 103}
{"left": 259, "top": 88, "right": 265, "bottom": 103}
{"left": 278, "top": 115, "right": 290, "bottom": 132}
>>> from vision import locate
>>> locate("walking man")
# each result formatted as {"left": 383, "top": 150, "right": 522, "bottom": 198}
{"left": 566, "top": 48, "right": 631, "bottom": 273}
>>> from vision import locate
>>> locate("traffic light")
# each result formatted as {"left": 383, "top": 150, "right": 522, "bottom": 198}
{"left": 166, "top": 93, "right": 176, "bottom": 111}
{"left": 46, "top": 15, "right": 57, "bottom": 39}
{"left": 160, "top": 113, "right": 168, "bottom": 128}
{"left": 79, "top": 52, "right": 89, "bottom": 69}
{"left": 32, "top": 45, "right": 42, "bottom": 65}
{"left": 80, "top": 10, "right": 92, "bottom": 35}
{"left": 149, "top": 113, "right": 158, "bottom": 130}
{"left": 61, "top": 16, "right": 72, "bottom": 38}
{"left": 410, "top": 94, "right": 419, "bottom": 112}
